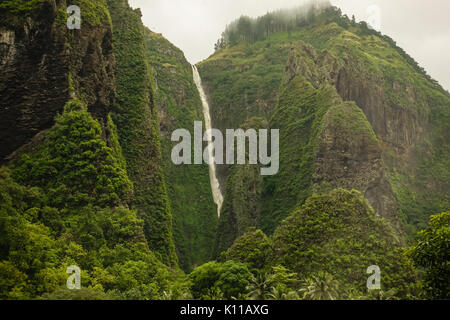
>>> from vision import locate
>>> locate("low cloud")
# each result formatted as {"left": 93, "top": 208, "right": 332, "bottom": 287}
{"left": 130, "top": 0, "right": 450, "bottom": 91}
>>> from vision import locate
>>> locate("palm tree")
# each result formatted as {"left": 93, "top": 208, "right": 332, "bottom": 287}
{"left": 203, "top": 287, "right": 225, "bottom": 300}
{"left": 246, "top": 273, "right": 274, "bottom": 300}
{"left": 360, "top": 289, "right": 397, "bottom": 300}
{"left": 266, "top": 286, "right": 300, "bottom": 300}
{"left": 299, "top": 272, "right": 340, "bottom": 300}
{"left": 160, "top": 290, "right": 173, "bottom": 300}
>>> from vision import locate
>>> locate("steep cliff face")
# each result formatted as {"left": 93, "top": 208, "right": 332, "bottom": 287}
{"left": 0, "top": 0, "right": 192, "bottom": 300}
{"left": 0, "top": 0, "right": 115, "bottom": 162}
{"left": 198, "top": 6, "right": 450, "bottom": 244}
{"left": 280, "top": 44, "right": 401, "bottom": 235}
{"left": 213, "top": 117, "right": 266, "bottom": 256}
{"left": 106, "top": 0, "right": 177, "bottom": 267}
{"left": 214, "top": 163, "right": 263, "bottom": 257}
{"left": 144, "top": 29, "right": 217, "bottom": 271}
{"left": 315, "top": 101, "right": 399, "bottom": 233}
{"left": 0, "top": 0, "right": 179, "bottom": 267}
{"left": 334, "top": 64, "right": 425, "bottom": 154}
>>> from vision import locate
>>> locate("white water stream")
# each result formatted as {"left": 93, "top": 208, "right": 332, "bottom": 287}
{"left": 192, "top": 65, "right": 224, "bottom": 217}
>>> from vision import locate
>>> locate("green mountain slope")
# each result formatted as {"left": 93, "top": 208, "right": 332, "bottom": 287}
{"left": 272, "top": 189, "right": 416, "bottom": 297}
{"left": 263, "top": 44, "right": 402, "bottom": 236}
{"left": 0, "top": 0, "right": 448, "bottom": 301}
{"left": 1, "top": 101, "right": 183, "bottom": 299}
{"left": 198, "top": 5, "right": 450, "bottom": 245}
{"left": 106, "top": 0, "right": 177, "bottom": 267}
{"left": 0, "top": 0, "right": 184, "bottom": 299}
{"left": 144, "top": 29, "right": 218, "bottom": 271}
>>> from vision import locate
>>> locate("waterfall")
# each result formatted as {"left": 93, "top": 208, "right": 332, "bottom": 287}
{"left": 192, "top": 65, "right": 224, "bottom": 217}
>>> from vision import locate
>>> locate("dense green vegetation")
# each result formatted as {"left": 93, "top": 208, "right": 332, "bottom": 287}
{"left": 262, "top": 78, "right": 339, "bottom": 233}
{"left": 144, "top": 29, "right": 218, "bottom": 272}
{"left": 215, "top": 1, "right": 330, "bottom": 49}
{"left": 13, "top": 100, "right": 133, "bottom": 209}
{"left": 106, "top": 0, "right": 177, "bottom": 267}
{"left": 0, "top": 101, "right": 186, "bottom": 299}
{"left": 408, "top": 212, "right": 449, "bottom": 299}
{"left": 188, "top": 189, "right": 449, "bottom": 300}
{"left": 221, "top": 228, "right": 273, "bottom": 271}
{"left": 189, "top": 260, "right": 253, "bottom": 299}
{"left": 70, "top": 0, "right": 112, "bottom": 27}
{"left": 214, "top": 163, "right": 263, "bottom": 256}
{"left": 272, "top": 189, "right": 415, "bottom": 297}
{"left": 0, "top": 0, "right": 111, "bottom": 27}
{"left": 0, "top": 0, "right": 448, "bottom": 301}
{"left": 215, "top": 4, "right": 442, "bottom": 88}
{"left": 199, "top": 3, "right": 450, "bottom": 241}
{"left": 0, "top": 0, "right": 42, "bottom": 13}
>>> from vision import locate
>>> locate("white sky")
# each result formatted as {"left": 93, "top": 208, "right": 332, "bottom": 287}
{"left": 129, "top": 0, "right": 450, "bottom": 91}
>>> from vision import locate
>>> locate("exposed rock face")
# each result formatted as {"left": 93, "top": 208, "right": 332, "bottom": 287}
{"left": 0, "top": 29, "right": 16, "bottom": 67}
{"left": 285, "top": 44, "right": 403, "bottom": 235}
{"left": 0, "top": 0, "right": 115, "bottom": 162}
{"left": 314, "top": 102, "right": 401, "bottom": 234}
{"left": 333, "top": 63, "right": 426, "bottom": 154}
{"left": 284, "top": 41, "right": 426, "bottom": 156}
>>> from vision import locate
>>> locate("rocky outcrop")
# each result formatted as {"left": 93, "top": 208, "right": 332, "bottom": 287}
{"left": 283, "top": 44, "right": 403, "bottom": 235}
{"left": 314, "top": 101, "right": 401, "bottom": 235}
{"left": 0, "top": 0, "right": 115, "bottom": 162}
{"left": 284, "top": 41, "right": 427, "bottom": 156}
{"left": 333, "top": 63, "right": 426, "bottom": 155}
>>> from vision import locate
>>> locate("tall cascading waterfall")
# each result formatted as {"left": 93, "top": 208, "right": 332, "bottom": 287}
{"left": 192, "top": 65, "right": 224, "bottom": 217}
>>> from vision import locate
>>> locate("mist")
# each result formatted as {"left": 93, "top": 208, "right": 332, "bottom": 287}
{"left": 129, "top": 0, "right": 450, "bottom": 91}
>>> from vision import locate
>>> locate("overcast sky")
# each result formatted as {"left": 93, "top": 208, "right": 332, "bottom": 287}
{"left": 129, "top": 0, "right": 450, "bottom": 91}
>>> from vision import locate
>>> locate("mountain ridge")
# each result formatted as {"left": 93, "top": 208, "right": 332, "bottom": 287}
{"left": 0, "top": 0, "right": 448, "bottom": 300}
{"left": 198, "top": 4, "right": 449, "bottom": 246}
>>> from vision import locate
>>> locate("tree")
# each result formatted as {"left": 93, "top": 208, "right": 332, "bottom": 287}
{"left": 0, "top": 167, "right": 60, "bottom": 299}
{"left": 214, "top": 261, "right": 252, "bottom": 299}
{"left": 222, "top": 228, "right": 273, "bottom": 270}
{"left": 13, "top": 99, "right": 133, "bottom": 209}
{"left": 189, "top": 260, "right": 252, "bottom": 299}
{"left": 408, "top": 212, "right": 450, "bottom": 300}
{"left": 299, "top": 272, "right": 340, "bottom": 300}
{"left": 266, "top": 286, "right": 299, "bottom": 300}
{"left": 246, "top": 273, "right": 274, "bottom": 300}
{"left": 189, "top": 261, "right": 223, "bottom": 299}
{"left": 246, "top": 265, "right": 298, "bottom": 300}
{"left": 38, "top": 287, "right": 114, "bottom": 300}
{"left": 360, "top": 289, "right": 397, "bottom": 300}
